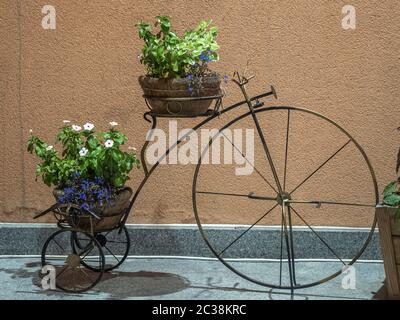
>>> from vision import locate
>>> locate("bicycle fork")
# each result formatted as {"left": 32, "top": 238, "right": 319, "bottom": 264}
{"left": 232, "top": 73, "right": 297, "bottom": 293}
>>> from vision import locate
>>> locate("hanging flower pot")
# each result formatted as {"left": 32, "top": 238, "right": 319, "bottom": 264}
{"left": 137, "top": 16, "right": 223, "bottom": 117}
{"left": 27, "top": 121, "right": 140, "bottom": 232}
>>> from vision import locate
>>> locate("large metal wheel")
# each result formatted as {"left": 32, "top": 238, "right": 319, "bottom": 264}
{"left": 41, "top": 229, "right": 105, "bottom": 293}
{"left": 71, "top": 226, "right": 130, "bottom": 272}
{"left": 192, "top": 106, "right": 379, "bottom": 290}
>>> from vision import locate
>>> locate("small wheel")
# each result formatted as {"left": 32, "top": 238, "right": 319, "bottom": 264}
{"left": 193, "top": 106, "right": 379, "bottom": 289}
{"left": 41, "top": 229, "right": 105, "bottom": 293}
{"left": 71, "top": 226, "right": 130, "bottom": 272}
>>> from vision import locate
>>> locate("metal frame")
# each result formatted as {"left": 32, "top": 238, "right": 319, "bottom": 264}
{"left": 37, "top": 71, "right": 378, "bottom": 295}
{"left": 131, "top": 72, "right": 378, "bottom": 295}
{"left": 120, "top": 83, "right": 277, "bottom": 227}
{"left": 192, "top": 105, "right": 379, "bottom": 293}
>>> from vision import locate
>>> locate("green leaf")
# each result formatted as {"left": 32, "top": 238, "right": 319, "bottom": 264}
{"left": 384, "top": 181, "right": 398, "bottom": 195}
{"left": 156, "top": 15, "right": 171, "bottom": 34}
{"left": 35, "top": 165, "right": 42, "bottom": 176}
{"left": 137, "top": 16, "right": 219, "bottom": 78}
{"left": 113, "top": 176, "right": 125, "bottom": 187}
{"left": 384, "top": 193, "right": 400, "bottom": 206}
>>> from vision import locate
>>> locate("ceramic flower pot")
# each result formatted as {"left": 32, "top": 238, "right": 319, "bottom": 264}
{"left": 53, "top": 187, "right": 133, "bottom": 232}
{"left": 139, "top": 75, "right": 222, "bottom": 117}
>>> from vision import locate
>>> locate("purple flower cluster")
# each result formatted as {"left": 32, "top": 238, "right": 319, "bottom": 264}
{"left": 185, "top": 51, "right": 219, "bottom": 94}
{"left": 200, "top": 51, "right": 214, "bottom": 62}
{"left": 57, "top": 172, "right": 115, "bottom": 210}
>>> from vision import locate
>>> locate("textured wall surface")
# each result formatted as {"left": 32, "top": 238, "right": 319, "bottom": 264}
{"left": 0, "top": 0, "right": 399, "bottom": 227}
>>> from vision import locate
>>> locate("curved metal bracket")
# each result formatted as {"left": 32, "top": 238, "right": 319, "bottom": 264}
{"left": 122, "top": 88, "right": 279, "bottom": 227}
{"left": 140, "top": 113, "right": 157, "bottom": 176}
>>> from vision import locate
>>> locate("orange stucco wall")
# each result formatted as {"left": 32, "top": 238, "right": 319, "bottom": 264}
{"left": 0, "top": 0, "right": 399, "bottom": 227}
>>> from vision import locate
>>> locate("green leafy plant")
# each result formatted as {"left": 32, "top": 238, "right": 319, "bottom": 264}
{"left": 137, "top": 15, "right": 219, "bottom": 78}
{"left": 383, "top": 129, "right": 400, "bottom": 222}
{"left": 27, "top": 121, "right": 140, "bottom": 189}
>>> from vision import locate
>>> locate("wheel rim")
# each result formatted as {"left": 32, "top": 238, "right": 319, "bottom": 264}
{"left": 192, "top": 106, "right": 379, "bottom": 289}
{"left": 41, "top": 229, "right": 105, "bottom": 293}
{"left": 72, "top": 226, "right": 130, "bottom": 272}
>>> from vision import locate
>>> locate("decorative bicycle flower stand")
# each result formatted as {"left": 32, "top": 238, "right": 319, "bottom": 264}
{"left": 36, "top": 72, "right": 379, "bottom": 296}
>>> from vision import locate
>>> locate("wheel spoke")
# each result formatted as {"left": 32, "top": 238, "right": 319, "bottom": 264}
{"left": 290, "top": 206, "right": 346, "bottom": 265}
{"left": 218, "top": 204, "right": 278, "bottom": 257}
{"left": 51, "top": 238, "right": 66, "bottom": 254}
{"left": 289, "top": 139, "right": 352, "bottom": 195}
{"left": 281, "top": 205, "right": 295, "bottom": 289}
{"left": 106, "top": 240, "right": 128, "bottom": 244}
{"left": 196, "top": 190, "right": 276, "bottom": 201}
{"left": 279, "top": 208, "right": 284, "bottom": 286}
{"left": 104, "top": 246, "right": 120, "bottom": 263}
{"left": 283, "top": 109, "right": 291, "bottom": 190}
{"left": 219, "top": 130, "right": 278, "bottom": 194}
{"left": 80, "top": 245, "right": 95, "bottom": 260}
{"left": 197, "top": 191, "right": 253, "bottom": 198}
{"left": 287, "top": 205, "right": 297, "bottom": 285}
{"left": 287, "top": 199, "right": 375, "bottom": 208}
{"left": 103, "top": 230, "right": 113, "bottom": 237}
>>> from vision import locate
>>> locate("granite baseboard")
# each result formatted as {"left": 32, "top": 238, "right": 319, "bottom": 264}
{"left": 0, "top": 223, "right": 382, "bottom": 260}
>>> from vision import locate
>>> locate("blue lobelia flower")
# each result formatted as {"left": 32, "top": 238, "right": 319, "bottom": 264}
{"left": 57, "top": 196, "right": 66, "bottom": 204}
{"left": 96, "top": 189, "right": 104, "bottom": 200}
{"left": 80, "top": 202, "right": 89, "bottom": 211}
{"left": 81, "top": 179, "right": 90, "bottom": 191}
{"left": 63, "top": 187, "right": 74, "bottom": 195}
{"left": 78, "top": 192, "right": 87, "bottom": 200}
{"left": 94, "top": 176, "right": 104, "bottom": 185}
{"left": 73, "top": 171, "right": 81, "bottom": 179}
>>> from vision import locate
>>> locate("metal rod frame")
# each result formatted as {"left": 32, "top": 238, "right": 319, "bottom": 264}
{"left": 190, "top": 79, "right": 379, "bottom": 290}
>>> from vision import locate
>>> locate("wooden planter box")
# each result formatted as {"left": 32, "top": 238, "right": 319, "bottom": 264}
{"left": 376, "top": 206, "right": 400, "bottom": 299}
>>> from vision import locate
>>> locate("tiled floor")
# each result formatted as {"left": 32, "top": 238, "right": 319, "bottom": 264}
{"left": 0, "top": 256, "right": 385, "bottom": 300}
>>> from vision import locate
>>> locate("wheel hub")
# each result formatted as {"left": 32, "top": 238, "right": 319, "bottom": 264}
{"left": 95, "top": 234, "right": 107, "bottom": 247}
{"left": 277, "top": 192, "right": 291, "bottom": 206}
{"left": 66, "top": 254, "right": 81, "bottom": 268}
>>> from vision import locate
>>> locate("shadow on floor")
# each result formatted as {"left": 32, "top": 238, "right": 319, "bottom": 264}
{"left": 31, "top": 268, "right": 191, "bottom": 299}
{"left": 0, "top": 262, "right": 381, "bottom": 300}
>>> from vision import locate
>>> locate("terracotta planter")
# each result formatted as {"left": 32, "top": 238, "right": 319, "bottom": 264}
{"left": 139, "top": 75, "right": 222, "bottom": 117}
{"left": 53, "top": 187, "right": 133, "bottom": 233}
{"left": 376, "top": 206, "right": 400, "bottom": 299}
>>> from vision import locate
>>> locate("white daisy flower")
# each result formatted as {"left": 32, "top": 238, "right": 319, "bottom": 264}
{"left": 104, "top": 139, "right": 114, "bottom": 148}
{"left": 63, "top": 120, "right": 71, "bottom": 124}
{"left": 46, "top": 145, "right": 53, "bottom": 151}
{"left": 72, "top": 125, "right": 82, "bottom": 132}
{"left": 29, "top": 129, "right": 33, "bottom": 134}
{"left": 79, "top": 147, "right": 88, "bottom": 157}
{"left": 109, "top": 121, "right": 118, "bottom": 127}
{"left": 83, "top": 122, "right": 94, "bottom": 131}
